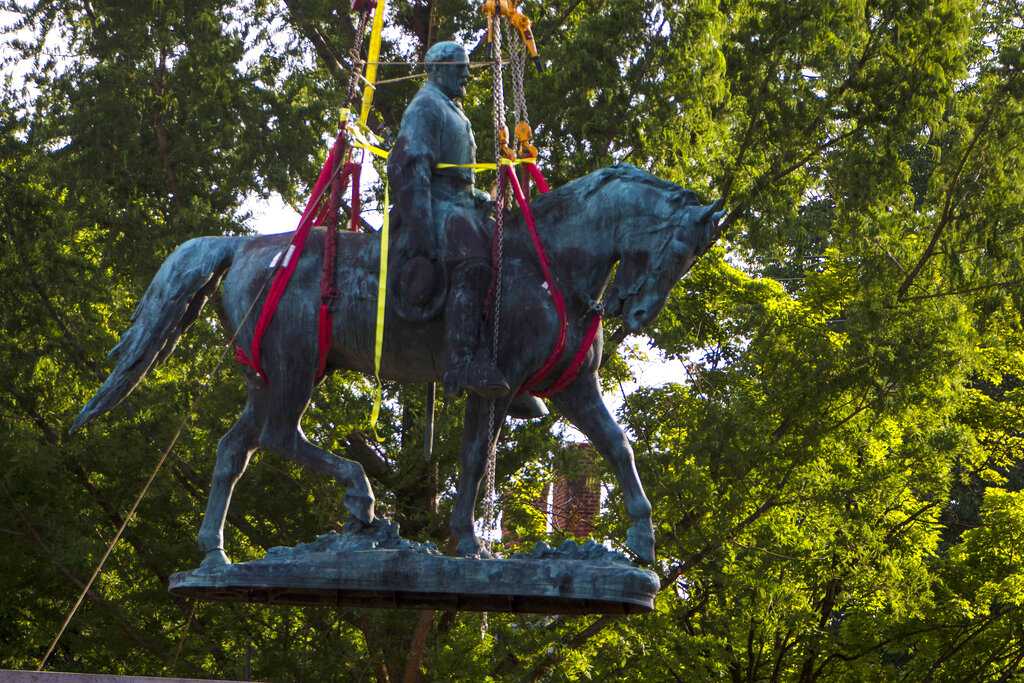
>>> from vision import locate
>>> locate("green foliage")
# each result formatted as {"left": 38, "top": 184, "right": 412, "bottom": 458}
{"left": 3, "top": 0, "right": 1024, "bottom": 680}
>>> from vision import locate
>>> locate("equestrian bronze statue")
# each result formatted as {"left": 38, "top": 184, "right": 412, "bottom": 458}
{"left": 72, "top": 40, "right": 725, "bottom": 570}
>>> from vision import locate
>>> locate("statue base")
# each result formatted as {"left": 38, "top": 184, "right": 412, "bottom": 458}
{"left": 169, "top": 521, "right": 659, "bottom": 615}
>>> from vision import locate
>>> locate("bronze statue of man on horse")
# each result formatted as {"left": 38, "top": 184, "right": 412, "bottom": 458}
{"left": 72, "top": 39, "right": 726, "bottom": 566}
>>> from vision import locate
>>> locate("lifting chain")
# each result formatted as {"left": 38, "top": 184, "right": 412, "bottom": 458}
{"left": 482, "top": 12, "right": 509, "bottom": 559}
{"left": 510, "top": 39, "right": 528, "bottom": 127}
{"left": 511, "top": 40, "right": 538, "bottom": 162}
{"left": 344, "top": 11, "right": 372, "bottom": 109}
{"left": 322, "top": 8, "right": 371, "bottom": 230}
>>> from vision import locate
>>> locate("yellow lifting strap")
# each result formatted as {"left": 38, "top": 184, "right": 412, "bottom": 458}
{"left": 346, "top": 4, "right": 537, "bottom": 438}
{"left": 359, "top": 0, "right": 387, "bottom": 126}
{"left": 355, "top": 0, "right": 389, "bottom": 440}
{"left": 369, "top": 180, "right": 390, "bottom": 441}
{"left": 344, "top": 116, "right": 537, "bottom": 169}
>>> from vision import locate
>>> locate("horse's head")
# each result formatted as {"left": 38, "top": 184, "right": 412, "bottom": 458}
{"left": 605, "top": 194, "right": 725, "bottom": 333}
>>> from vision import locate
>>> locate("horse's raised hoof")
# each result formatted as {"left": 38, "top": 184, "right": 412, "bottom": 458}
{"left": 344, "top": 493, "right": 376, "bottom": 526}
{"left": 199, "top": 548, "right": 230, "bottom": 571}
{"left": 626, "top": 524, "right": 656, "bottom": 565}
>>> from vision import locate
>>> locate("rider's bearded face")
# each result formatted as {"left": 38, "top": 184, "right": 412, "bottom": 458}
{"left": 431, "top": 58, "right": 471, "bottom": 99}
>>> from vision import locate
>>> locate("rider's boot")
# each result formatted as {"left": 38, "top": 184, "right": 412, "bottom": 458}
{"left": 443, "top": 260, "right": 510, "bottom": 399}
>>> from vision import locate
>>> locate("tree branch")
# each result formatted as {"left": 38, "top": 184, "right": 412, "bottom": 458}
{"left": 282, "top": 0, "right": 352, "bottom": 85}
{"left": 343, "top": 430, "right": 391, "bottom": 479}
{"left": 401, "top": 610, "right": 434, "bottom": 683}
{"left": 523, "top": 615, "right": 619, "bottom": 682}
{"left": 9, "top": 389, "right": 175, "bottom": 586}
{"left": 895, "top": 102, "right": 1002, "bottom": 300}
{"left": 0, "top": 480, "right": 186, "bottom": 671}
{"left": 894, "top": 277, "right": 1024, "bottom": 304}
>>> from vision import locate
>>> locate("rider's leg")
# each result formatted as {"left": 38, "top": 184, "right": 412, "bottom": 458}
{"left": 443, "top": 257, "right": 510, "bottom": 398}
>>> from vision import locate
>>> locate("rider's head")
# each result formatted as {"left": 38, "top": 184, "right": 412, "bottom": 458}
{"left": 425, "top": 41, "right": 470, "bottom": 99}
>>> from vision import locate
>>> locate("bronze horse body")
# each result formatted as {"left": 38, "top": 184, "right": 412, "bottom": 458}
{"left": 73, "top": 164, "right": 724, "bottom": 565}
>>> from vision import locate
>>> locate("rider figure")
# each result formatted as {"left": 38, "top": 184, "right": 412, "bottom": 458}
{"left": 387, "top": 41, "right": 510, "bottom": 399}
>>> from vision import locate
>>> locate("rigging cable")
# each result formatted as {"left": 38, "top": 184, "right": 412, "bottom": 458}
{"left": 37, "top": 271, "right": 276, "bottom": 672}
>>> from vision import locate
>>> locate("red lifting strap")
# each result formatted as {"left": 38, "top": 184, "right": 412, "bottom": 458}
{"left": 530, "top": 312, "right": 602, "bottom": 398}
{"left": 316, "top": 161, "right": 361, "bottom": 379}
{"left": 236, "top": 131, "right": 361, "bottom": 383}
{"left": 502, "top": 164, "right": 601, "bottom": 398}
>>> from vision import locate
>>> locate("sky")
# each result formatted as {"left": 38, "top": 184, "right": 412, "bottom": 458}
{"left": 240, "top": 191, "right": 306, "bottom": 235}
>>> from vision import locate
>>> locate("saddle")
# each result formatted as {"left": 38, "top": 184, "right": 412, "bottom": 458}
{"left": 390, "top": 201, "right": 494, "bottom": 323}
{"left": 394, "top": 252, "right": 445, "bottom": 321}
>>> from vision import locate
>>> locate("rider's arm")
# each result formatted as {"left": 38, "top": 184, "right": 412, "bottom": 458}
{"left": 387, "top": 99, "right": 443, "bottom": 254}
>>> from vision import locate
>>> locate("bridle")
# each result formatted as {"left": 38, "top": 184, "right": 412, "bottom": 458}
{"left": 602, "top": 217, "right": 694, "bottom": 316}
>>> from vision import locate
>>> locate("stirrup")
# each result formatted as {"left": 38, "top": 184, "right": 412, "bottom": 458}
{"left": 508, "top": 393, "right": 548, "bottom": 420}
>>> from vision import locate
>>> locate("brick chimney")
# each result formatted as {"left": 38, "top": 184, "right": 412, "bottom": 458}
{"left": 500, "top": 444, "right": 603, "bottom": 542}
{"left": 550, "top": 444, "right": 601, "bottom": 537}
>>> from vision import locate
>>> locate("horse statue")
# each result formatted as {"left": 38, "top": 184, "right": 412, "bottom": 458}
{"left": 72, "top": 164, "right": 724, "bottom": 566}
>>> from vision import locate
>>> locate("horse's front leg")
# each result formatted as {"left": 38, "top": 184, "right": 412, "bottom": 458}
{"left": 549, "top": 372, "right": 655, "bottom": 564}
{"left": 450, "top": 395, "right": 509, "bottom": 557}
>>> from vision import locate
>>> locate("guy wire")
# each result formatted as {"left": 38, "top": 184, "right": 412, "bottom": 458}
{"left": 37, "top": 254, "right": 278, "bottom": 671}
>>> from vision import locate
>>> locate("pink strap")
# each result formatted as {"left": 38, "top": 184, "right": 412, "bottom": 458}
{"left": 524, "top": 162, "right": 550, "bottom": 193}
{"left": 531, "top": 314, "right": 602, "bottom": 398}
{"left": 315, "top": 161, "right": 362, "bottom": 379}
{"left": 508, "top": 162, "right": 599, "bottom": 397}
{"left": 236, "top": 132, "right": 348, "bottom": 382}
{"left": 504, "top": 166, "right": 568, "bottom": 394}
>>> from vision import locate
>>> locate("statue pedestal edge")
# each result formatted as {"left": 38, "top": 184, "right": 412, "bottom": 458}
{"left": 168, "top": 549, "right": 659, "bottom": 615}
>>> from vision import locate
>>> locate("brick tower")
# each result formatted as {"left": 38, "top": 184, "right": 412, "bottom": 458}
{"left": 550, "top": 443, "right": 602, "bottom": 537}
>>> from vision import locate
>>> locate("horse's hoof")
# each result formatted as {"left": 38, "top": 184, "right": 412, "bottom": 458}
{"left": 627, "top": 524, "right": 656, "bottom": 565}
{"left": 455, "top": 537, "right": 493, "bottom": 559}
{"left": 199, "top": 548, "right": 230, "bottom": 570}
{"left": 344, "top": 493, "right": 376, "bottom": 525}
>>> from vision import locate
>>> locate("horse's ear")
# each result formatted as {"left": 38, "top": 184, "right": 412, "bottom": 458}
{"left": 697, "top": 200, "right": 722, "bottom": 223}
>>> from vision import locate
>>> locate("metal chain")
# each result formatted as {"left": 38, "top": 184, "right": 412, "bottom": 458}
{"left": 482, "top": 15, "right": 509, "bottom": 559}
{"left": 317, "top": 11, "right": 371, "bottom": 231}
{"left": 344, "top": 12, "right": 372, "bottom": 109}
{"left": 510, "top": 39, "right": 529, "bottom": 126}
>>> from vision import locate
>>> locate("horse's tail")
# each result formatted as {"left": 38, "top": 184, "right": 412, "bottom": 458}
{"left": 70, "top": 236, "right": 244, "bottom": 433}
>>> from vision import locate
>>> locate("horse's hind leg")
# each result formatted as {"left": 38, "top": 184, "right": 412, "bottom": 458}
{"left": 253, "top": 374, "right": 376, "bottom": 528}
{"left": 550, "top": 373, "right": 655, "bottom": 564}
{"left": 197, "top": 402, "right": 259, "bottom": 567}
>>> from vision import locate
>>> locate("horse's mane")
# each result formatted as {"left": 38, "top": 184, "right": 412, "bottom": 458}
{"left": 500, "top": 164, "right": 702, "bottom": 245}
{"left": 523, "top": 163, "right": 701, "bottom": 216}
